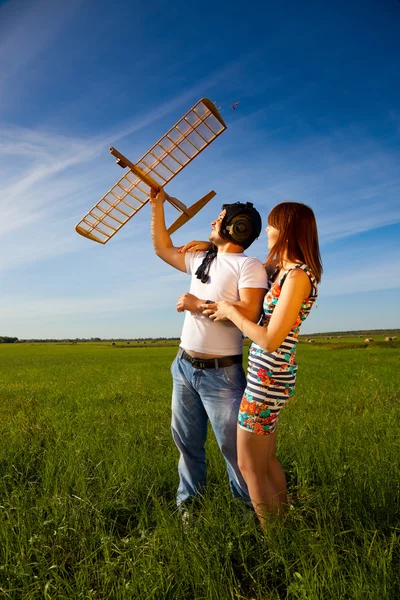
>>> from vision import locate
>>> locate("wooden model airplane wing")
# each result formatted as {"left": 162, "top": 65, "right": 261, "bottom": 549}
{"left": 75, "top": 98, "right": 226, "bottom": 244}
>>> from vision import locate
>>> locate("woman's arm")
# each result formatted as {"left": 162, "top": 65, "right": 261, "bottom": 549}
{"left": 205, "top": 269, "right": 311, "bottom": 352}
{"left": 177, "top": 240, "right": 212, "bottom": 253}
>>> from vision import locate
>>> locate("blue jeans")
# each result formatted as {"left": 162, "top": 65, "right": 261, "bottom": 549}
{"left": 171, "top": 352, "right": 250, "bottom": 506}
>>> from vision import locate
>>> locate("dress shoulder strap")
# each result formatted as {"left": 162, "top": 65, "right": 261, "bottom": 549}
{"left": 292, "top": 264, "right": 318, "bottom": 296}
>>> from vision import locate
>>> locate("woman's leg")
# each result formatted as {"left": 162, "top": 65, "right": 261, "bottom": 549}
{"left": 265, "top": 429, "right": 288, "bottom": 507}
{"left": 237, "top": 426, "right": 286, "bottom": 526}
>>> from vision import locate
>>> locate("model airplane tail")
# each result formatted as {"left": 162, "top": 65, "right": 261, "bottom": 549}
{"left": 167, "top": 191, "right": 216, "bottom": 235}
{"left": 75, "top": 98, "right": 226, "bottom": 244}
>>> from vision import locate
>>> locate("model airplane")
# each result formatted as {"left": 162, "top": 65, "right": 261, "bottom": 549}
{"left": 75, "top": 98, "right": 227, "bottom": 244}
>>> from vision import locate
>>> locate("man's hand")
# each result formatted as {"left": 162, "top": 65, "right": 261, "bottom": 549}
{"left": 150, "top": 187, "right": 165, "bottom": 206}
{"left": 177, "top": 293, "right": 203, "bottom": 313}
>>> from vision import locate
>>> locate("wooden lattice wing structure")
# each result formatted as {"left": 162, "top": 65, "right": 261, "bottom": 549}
{"left": 75, "top": 98, "right": 226, "bottom": 244}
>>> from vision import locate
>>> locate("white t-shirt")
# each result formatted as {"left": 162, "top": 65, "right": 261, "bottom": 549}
{"left": 180, "top": 252, "right": 268, "bottom": 356}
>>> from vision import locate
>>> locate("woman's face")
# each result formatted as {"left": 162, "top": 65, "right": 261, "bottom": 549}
{"left": 266, "top": 223, "right": 279, "bottom": 249}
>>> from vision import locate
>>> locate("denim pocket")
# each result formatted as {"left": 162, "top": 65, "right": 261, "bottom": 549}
{"left": 221, "top": 363, "right": 246, "bottom": 391}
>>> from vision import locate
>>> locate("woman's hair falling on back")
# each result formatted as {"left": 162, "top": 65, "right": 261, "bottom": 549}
{"left": 266, "top": 201, "right": 323, "bottom": 282}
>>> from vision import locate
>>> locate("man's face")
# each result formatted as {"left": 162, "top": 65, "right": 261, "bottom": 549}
{"left": 208, "top": 209, "right": 226, "bottom": 244}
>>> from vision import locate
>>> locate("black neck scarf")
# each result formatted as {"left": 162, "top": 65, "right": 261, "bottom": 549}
{"left": 195, "top": 245, "right": 218, "bottom": 284}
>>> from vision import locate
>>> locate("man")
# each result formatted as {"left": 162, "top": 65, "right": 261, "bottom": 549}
{"left": 150, "top": 187, "right": 268, "bottom": 507}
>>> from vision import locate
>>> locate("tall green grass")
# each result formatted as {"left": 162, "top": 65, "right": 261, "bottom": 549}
{"left": 0, "top": 343, "right": 399, "bottom": 599}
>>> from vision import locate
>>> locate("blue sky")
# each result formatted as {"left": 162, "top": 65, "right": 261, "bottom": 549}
{"left": 0, "top": 0, "right": 399, "bottom": 338}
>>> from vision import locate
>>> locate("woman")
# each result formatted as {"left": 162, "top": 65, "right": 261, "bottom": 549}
{"left": 183, "top": 201, "right": 322, "bottom": 526}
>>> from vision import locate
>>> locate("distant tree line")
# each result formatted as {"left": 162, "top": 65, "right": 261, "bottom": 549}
{"left": 10, "top": 337, "right": 181, "bottom": 343}
{"left": 0, "top": 336, "right": 19, "bottom": 343}
{"left": 3, "top": 330, "right": 399, "bottom": 344}
{"left": 300, "top": 329, "right": 400, "bottom": 338}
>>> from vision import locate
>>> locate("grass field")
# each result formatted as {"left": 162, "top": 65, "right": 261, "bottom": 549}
{"left": 0, "top": 341, "right": 399, "bottom": 599}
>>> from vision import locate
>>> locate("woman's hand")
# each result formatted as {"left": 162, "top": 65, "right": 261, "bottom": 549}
{"left": 201, "top": 301, "right": 233, "bottom": 322}
{"left": 178, "top": 240, "right": 212, "bottom": 253}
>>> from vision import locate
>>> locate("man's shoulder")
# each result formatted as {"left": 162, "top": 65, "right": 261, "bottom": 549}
{"left": 242, "top": 254, "right": 264, "bottom": 265}
{"left": 185, "top": 250, "right": 207, "bottom": 272}
{"left": 238, "top": 254, "right": 268, "bottom": 287}
{"left": 216, "top": 253, "right": 265, "bottom": 271}
{"left": 186, "top": 250, "right": 207, "bottom": 261}
{"left": 238, "top": 254, "right": 266, "bottom": 271}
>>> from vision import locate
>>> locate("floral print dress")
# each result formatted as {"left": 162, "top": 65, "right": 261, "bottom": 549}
{"left": 238, "top": 264, "right": 318, "bottom": 435}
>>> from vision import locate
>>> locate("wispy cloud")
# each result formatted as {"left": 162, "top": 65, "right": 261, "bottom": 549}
{"left": 317, "top": 202, "right": 400, "bottom": 243}
{"left": 0, "top": 49, "right": 257, "bottom": 265}
{"left": 1, "top": 111, "right": 399, "bottom": 274}
{"left": 320, "top": 252, "right": 400, "bottom": 297}
{"left": 0, "top": 269, "right": 187, "bottom": 319}
{"left": 1, "top": 4, "right": 399, "bottom": 281}
{"left": 198, "top": 119, "right": 400, "bottom": 244}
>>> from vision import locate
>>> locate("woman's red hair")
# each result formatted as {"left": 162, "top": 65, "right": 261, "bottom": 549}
{"left": 266, "top": 202, "right": 323, "bottom": 282}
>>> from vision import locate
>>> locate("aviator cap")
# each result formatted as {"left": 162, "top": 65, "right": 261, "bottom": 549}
{"left": 219, "top": 202, "right": 262, "bottom": 249}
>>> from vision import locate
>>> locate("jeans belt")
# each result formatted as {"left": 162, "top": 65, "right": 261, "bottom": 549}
{"left": 179, "top": 348, "right": 242, "bottom": 369}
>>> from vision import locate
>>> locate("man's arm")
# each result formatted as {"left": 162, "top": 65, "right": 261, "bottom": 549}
{"left": 176, "top": 288, "right": 264, "bottom": 321}
{"left": 150, "top": 188, "right": 187, "bottom": 272}
{"left": 230, "top": 258, "right": 268, "bottom": 323}
{"left": 231, "top": 287, "right": 265, "bottom": 323}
